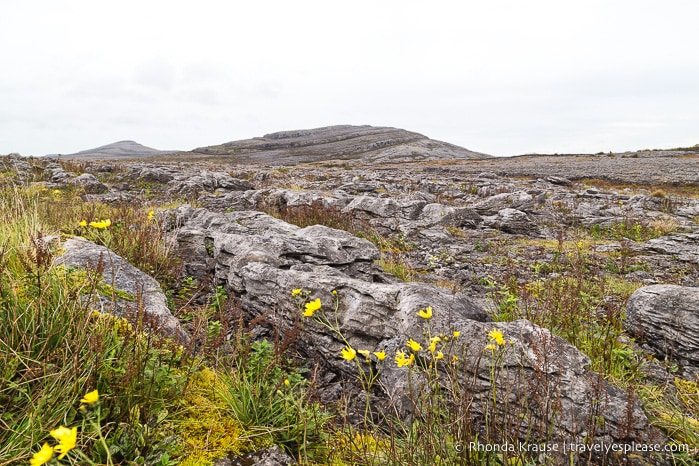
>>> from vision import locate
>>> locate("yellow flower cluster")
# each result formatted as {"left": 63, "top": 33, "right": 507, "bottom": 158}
{"left": 407, "top": 338, "right": 422, "bottom": 352}
{"left": 488, "top": 328, "right": 505, "bottom": 346}
{"left": 485, "top": 328, "right": 507, "bottom": 352}
{"left": 298, "top": 294, "right": 457, "bottom": 373}
{"left": 79, "top": 219, "right": 112, "bottom": 229}
{"left": 340, "top": 346, "right": 387, "bottom": 363}
{"left": 30, "top": 390, "right": 99, "bottom": 465}
{"left": 341, "top": 346, "right": 357, "bottom": 361}
{"left": 394, "top": 306, "right": 460, "bottom": 368}
{"left": 395, "top": 350, "right": 415, "bottom": 367}
{"left": 303, "top": 298, "right": 321, "bottom": 317}
{"left": 90, "top": 219, "right": 111, "bottom": 229}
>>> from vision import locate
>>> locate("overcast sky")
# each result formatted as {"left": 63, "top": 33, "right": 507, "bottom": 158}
{"left": 1, "top": 1, "right": 697, "bottom": 157}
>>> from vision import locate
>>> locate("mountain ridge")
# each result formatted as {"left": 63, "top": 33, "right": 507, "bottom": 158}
{"left": 58, "top": 140, "right": 178, "bottom": 159}
{"left": 54, "top": 125, "right": 492, "bottom": 163}
{"left": 185, "top": 125, "right": 492, "bottom": 164}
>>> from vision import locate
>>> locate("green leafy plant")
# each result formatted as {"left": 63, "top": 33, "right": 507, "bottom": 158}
{"left": 215, "top": 339, "right": 331, "bottom": 461}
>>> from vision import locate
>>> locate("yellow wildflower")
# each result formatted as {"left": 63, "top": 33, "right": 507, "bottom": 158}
{"left": 89, "top": 219, "right": 111, "bottom": 229}
{"left": 488, "top": 328, "right": 505, "bottom": 346}
{"left": 30, "top": 443, "right": 54, "bottom": 466}
{"left": 428, "top": 336, "right": 441, "bottom": 353}
{"left": 332, "top": 289, "right": 338, "bottom": 295}
{"left": 291, "top": 288, "right": 302, "bottom": 296}
{"left": 303, "top": 298, "right": 321, "bottom": 317}
{"left": 357, "top": 349, "right": 371, "bottom": 358}
{"left": 407, "top": 338, "right": 422, "bottom": 352}
{"left": 484, "top": 343, "right": 496, "bottom": 352}
{"left": 453, "top": 331, "right": 461, "bottom": 338}
{"left": 80, "top": 389, "right": 99, "bottom": 405}
{"left": 395, "top": 350, "right": 415, "bottom": 367}
{"left": 50, "top": 426, "right": 77, "bottom": 459}
{"left": 417, "top": 306, "right": 433, "bottom": 319}
{"left": 435, "top": 351, "right": 444, "bottom": 360}
{"left": 284, "top": 379, "right": 290, "bottom": 386}
{"left": 373, "top": 350, "right": 387, "bottom": 361}
{"left": 79, "top": 220, "right": 87, "bottom": 227}
{"left": 452, "top": 355, "right": 459, "bottom": 362}
{"left": 147, "top": 210, "right": 155, "bottom": 220}
{"left": 341, "top": 346, "right": 357, "bottom": 361}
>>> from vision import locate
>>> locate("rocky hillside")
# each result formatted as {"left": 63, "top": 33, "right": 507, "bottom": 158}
{"left": 183, "top": 125, "right": 492, "bottom": 164}
{"left": 58, "top": 140, "right": 178, "bottom": 159}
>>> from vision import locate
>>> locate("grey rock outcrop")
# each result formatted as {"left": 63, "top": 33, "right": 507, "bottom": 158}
{"left": 54, "top": 237, "right": 187, "bottom": 342}
{"left": 626, "top": 285, "right": 699, "bottom": 377}
{"left": 48, "top": 165, "right": 72, "bottom": 183}
{"left": 81, "top": 191, "right": 136, "bottom": 204}
{"left": 169, "top": 205, "right": 659, "bottom": 450}
{"left": 545, "top": 175, "right": 573, "bottom": 186}
{"left": 472, "top": 190, "right": 534, "bottom": 215}
{"left": 643, "top": 234, "right": 699, "bottom": 264}
{"left": 483, "top": 208, "right": 538, "bottom": 235}
{"left": 343, "top": 194, "right": 426, "bottom": 220}
{"left": 168, "top": 171, "right": 254, "bottom": 197}
{"left": 68, "top": 173, "right": 109, "bottom": 194}
{"left": 1, "top": 155, "right": 33, "bottom": 181}
{"left": 137, "top": 166, "right": 178, "bottom": 183}
{"left": 171, "top": 206, "right": 383, "bottom": 287}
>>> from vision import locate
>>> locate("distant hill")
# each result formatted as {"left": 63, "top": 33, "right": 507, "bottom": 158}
{"left": 60, "top": 141, "right": 178, "bottom": 159}
{"left": 175, "top": 125, "right": 492, "bottom": 164}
